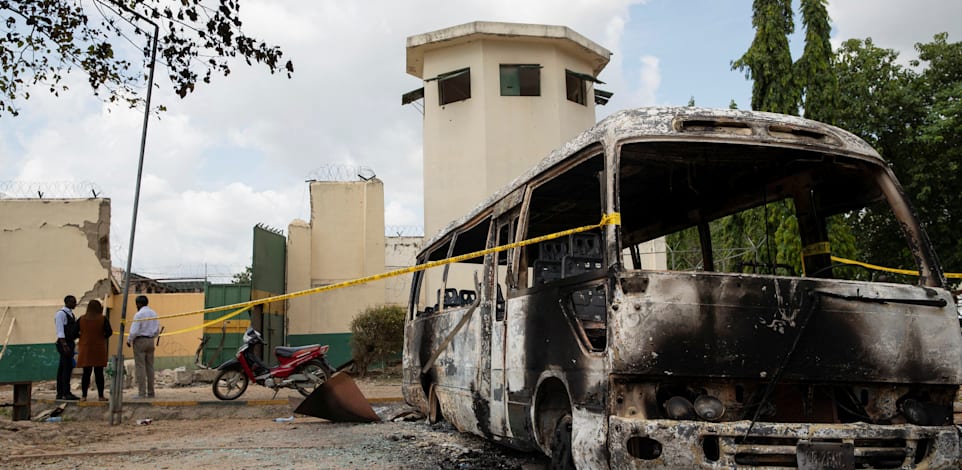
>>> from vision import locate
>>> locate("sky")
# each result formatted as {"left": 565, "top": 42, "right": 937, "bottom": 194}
{"left": 1, "top": 0, "right": 960, "bottom": 281}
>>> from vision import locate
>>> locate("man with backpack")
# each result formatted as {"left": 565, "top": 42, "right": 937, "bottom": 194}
{"left": 54, "top": 295, "right": 80, "bottom": 400}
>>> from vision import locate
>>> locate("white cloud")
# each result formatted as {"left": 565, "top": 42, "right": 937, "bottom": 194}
{"left": 828, "top": 0, "right": 962, "bottom": 64}
{"left": 632, "top": 55, "right": 662, "bottom": 106}
{"left": 35, "top": 0, "right": 962, "bottom": 279}
{"left": 0, "top": 1, "right": 646, "bottom": 279}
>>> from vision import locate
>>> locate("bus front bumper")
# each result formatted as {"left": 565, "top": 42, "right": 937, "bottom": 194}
{"left": 608, "top": 416, "right": 960, "bottom": 469}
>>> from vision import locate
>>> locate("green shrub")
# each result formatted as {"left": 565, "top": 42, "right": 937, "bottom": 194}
{"left": 350, "top": 304, "right": 405, "bottom": 377}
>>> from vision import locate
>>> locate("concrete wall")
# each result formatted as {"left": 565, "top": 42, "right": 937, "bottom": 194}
{"left": 480, "top": 41, "right": 600, "bottom": 190}
{"left": 286, "top": 219, "right": 312, "bottom": 338}
{"left": 621, "top": 238, "right": 669, "bottom": 271}
{"left": 286, "top": 180, "right": 386, "bottom": 364}
{"left": 385, "top": 236, "right": 423, "bottom": 306}
{"left": 0, "top": 198, "right": 113, "bottom": 382}
{"left": 421, "top": 40, "right": 488, "bottom": 238}
{"left": 108, "top": 292, "right": 205, "bottom": 370}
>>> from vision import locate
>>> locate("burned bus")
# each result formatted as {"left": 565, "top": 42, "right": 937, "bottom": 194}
{"left": 403, "top": 107, "right": 961, "bottom": 469}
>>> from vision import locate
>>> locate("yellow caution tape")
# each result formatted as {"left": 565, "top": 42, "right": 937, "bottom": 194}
{"left": 121, "top": 305, "right": 252, "bottom": 338}
{"left": 134, "top": 211, "right": 962, "bottom": 338}
{"left": 134, "top": 213, "right": 622, "bottom": 336}
{"left": 830, "top": 256, "right": 962, "bottom": 279}
{"left": 158, "top": 305, "right": 253, "bottom": 337}
{"left": 801, "top": 242, "right": 831, "bottom": 257}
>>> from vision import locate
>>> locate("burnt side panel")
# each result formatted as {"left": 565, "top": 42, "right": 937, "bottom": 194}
{"left": 611, "top": 272, "right": 962, "bottom": 384}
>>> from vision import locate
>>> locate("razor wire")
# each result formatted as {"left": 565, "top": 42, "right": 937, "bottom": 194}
{"left": 385, "top": 225, "right": 424, "bottom": 237}
{"left": 305, "top": 164, "right": 377, "bottom": 182}
{"left": 0, "top": 181, "right": 106, "bottom": 198}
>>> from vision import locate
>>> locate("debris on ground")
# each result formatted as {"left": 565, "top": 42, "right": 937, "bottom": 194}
{"left": 32, "top": 403, "right": 66, "bottom": 422}
{"left": 0, "top": 369, "right": 550, "bottom": 469}
{"left": 388, "top": 408, "right": 424, "bottom": 422}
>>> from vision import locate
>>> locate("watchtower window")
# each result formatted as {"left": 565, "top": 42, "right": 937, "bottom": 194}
{"left": 437, "top": 68, "right": 471, "bottom": 105}
{"left": 500, "top": 64, "right": 541, "bottom": 96}
{"left": 565, "top": 70, "right": 587, "bottom": 105}
{"left": 566, "top": 70, "right": 604, "bottom": 106}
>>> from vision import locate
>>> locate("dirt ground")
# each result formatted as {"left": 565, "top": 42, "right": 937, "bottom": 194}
{"left": 0, "top": 373, "right": 550, "bottom": 469}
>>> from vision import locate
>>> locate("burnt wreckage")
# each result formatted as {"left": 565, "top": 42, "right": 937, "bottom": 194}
{"left": 402, "top": 107, "right": 962, "bottom": 469}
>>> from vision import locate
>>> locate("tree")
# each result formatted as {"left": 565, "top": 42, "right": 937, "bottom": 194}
{"left": 833, "top": 38, "right": 919, "bottom": 155}
{"left": 728, "top": 0, "right": 801, "bottom": 274}
{"left": 907, "top": 34, "right": 962, "bottom": 271}
{"left": 350, "top": 305, "right": 405, "bottom": 377}
{"left": 832, "top": 38, "right": 923, "bottom": 270}
{"left": 0, "top": 0, "right": 293, "bottom": 116}
{"left": 729, "top": 1, "right": 862, "bottom": 276}
{"left": 231, "top": 265, "right": 252, "bottom": 284}
{"left": 732, "top": 0, "right": 799, "bottom": 115}
{"left": 832, "top": 34, "right": 962, "bottom": 273}
{"left": 794, "top": 0, "right": 836, "bottom": 123}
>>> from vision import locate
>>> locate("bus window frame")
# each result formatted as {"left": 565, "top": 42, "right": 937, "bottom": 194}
{"left": 516, "top": 146, "right": 607, "bottom": 295}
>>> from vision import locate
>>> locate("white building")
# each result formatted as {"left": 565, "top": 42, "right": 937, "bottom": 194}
{"left": 405, "top": 21, "right": 613, "bottom": 237}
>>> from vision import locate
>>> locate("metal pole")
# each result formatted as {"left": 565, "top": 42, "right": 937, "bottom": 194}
{"left": 109, "top": 5, "right": 158, "bottom": 425}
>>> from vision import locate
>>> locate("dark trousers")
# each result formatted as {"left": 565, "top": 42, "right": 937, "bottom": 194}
{"left": 55, "top": 340, "right": 75, "bottom": 398}
{"left": 81, "top": 366, "right": 105, "bottom": 398}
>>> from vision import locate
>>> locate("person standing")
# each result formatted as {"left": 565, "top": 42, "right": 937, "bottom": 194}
{"left": 77, "top": 300, "right": 113, "bottom": 401}
{"left": 54, "top": 295, "right": 80, "bottom": 400}
{"left": 126, "top": 295, "right": 159, "bottom": 399}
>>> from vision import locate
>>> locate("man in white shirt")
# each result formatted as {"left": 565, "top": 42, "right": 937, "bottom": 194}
{"left": 126, "top": 295, "right": 160, "bottom": 398}
{"left": 54, "top": 295, "right": 80, "bottom": 400}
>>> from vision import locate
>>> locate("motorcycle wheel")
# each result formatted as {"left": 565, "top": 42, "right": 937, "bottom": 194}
{"left": 295, "top": 359, "right": 331, "bottom": 397}
{"left": 212, "top": 369, "right": 249, "bottom": 400}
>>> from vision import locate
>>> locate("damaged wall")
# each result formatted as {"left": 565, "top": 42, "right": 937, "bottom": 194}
{"left": 0, "top": 198, "right": 112, "bottom": 382}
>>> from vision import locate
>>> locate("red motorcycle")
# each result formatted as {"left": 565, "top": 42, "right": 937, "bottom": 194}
{"left": 212, "top": 327, "right": 335, "bottom": 400}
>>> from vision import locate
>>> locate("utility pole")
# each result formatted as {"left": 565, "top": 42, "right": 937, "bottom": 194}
{"left": 107, "top": 2, "right": 158, "bottom": 425}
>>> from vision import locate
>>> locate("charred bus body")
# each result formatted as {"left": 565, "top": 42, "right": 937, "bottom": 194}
{"left": 403, "top": 107, "right": 962, "bottom": 468}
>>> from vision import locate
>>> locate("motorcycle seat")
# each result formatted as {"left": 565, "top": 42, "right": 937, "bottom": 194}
{"left": 275, "top": 344, "right": 320, "bottom": 358}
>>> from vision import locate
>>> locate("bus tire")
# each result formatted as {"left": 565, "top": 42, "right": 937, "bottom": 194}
{"left": 427, "top": 384, "right": 444, "bottom": 424}
{"left": 549, "top": 414, "right": 574, "bottom": 470}
{"left": 534, "top": 378, "right": 571, "bottom": 455}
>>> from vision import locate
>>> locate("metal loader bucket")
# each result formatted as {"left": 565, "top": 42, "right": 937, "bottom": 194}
{"left": 294, "top": 371, "right": 380, "bottom": 422}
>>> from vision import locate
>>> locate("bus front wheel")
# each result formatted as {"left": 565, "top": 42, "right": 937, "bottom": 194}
{"left": 534, "top": 378, "right": 572, "bottom": 462}
{"left": 427, "top": 384, "right": 444, "bottom": 424}
{"left": 550, "top": 414, "right": 574, "bottom": 469}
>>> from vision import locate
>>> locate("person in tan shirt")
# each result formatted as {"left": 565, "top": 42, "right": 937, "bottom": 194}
{"left": 76, "top": 300, "right": 113, "bottom": 401}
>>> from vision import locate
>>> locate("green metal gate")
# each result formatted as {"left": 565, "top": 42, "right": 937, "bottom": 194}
{"left": 202, "top": 283, "right": 251, "bottom": 367}
{"left": 252, "top": 224, "right": 287, "bottom": 366}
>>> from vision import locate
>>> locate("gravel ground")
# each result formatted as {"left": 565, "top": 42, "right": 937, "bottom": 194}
{"left": 0, "top": 375, "right": 550, "bottom": 469}
{"left": 1, "top": 414, "right": 548, "bottom": 469}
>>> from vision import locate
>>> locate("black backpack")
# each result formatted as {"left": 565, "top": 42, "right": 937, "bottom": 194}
{"left": 63, "top": 309, "right": 79, "bottom": 342}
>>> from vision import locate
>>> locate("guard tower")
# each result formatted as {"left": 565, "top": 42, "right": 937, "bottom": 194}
{"left": 405, "top": 21, "right": 612, "bottom": 236}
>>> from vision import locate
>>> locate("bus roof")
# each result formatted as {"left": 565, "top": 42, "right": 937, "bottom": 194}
{"left": 423, "top": 106, "right": 882, "bottom": 249}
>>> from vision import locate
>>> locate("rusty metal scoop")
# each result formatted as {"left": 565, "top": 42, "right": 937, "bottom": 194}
{"left": 294, "top": 371, "right": 380, "bottom": 422}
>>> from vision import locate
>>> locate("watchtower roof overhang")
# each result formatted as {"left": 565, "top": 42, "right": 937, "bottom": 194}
{"left": 406, "top": 21, "right": 612, "bottom": 78}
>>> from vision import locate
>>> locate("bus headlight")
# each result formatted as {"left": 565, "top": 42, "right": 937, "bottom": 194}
{"left": 901, "top": 398, "right": 929, "bottom": 425}
{"left": 694, "top": 395, "right": 725, "bottom": 421}
{"left": 664, "top": 396, "right": 695, "bottom": 419}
